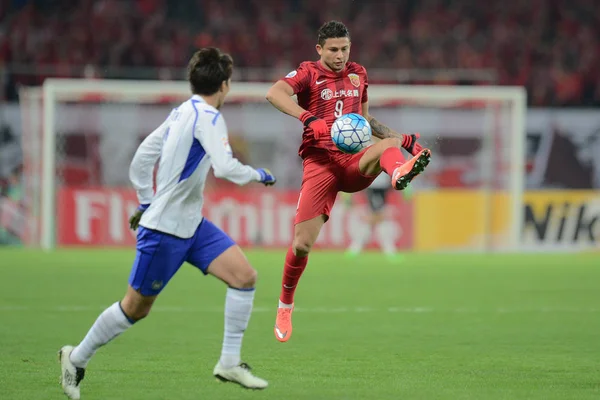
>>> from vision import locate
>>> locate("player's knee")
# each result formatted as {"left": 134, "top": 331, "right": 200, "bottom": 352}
{"left": 121, "top": 290, "right": 155, "bottom": 322}
{"left": 241, "top": 267, "right": 258, "bottom": 288}
{"left": 130, "top": 305, "right": 152, "bottom": 321}
{"left": 121, "top": 301, "right": 153, "bottom": 322}
{"left": 231, "top": 266, "right": 257, "bottom": 289}
{"left": 292, "top": 237, "right": 313, "bottom": 257}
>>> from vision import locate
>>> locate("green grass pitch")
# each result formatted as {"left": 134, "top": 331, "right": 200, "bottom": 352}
{"left": 1, "top": 248, "right": 599, "bottom": 399}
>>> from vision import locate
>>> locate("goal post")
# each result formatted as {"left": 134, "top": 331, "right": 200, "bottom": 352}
{"left": 22, "top": 78, "right": 526, "bottom": 251}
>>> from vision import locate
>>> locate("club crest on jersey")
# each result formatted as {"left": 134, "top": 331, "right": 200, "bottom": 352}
{"left": 285, "top": 70, "right": 297, "bottom": 78}
{"left": 348, "top": 73, "right": 360, "bottom": 87}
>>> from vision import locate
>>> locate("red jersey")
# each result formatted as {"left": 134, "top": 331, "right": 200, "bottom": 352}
{"left": 282, "top": 61, "right": 369, "bottom": 158}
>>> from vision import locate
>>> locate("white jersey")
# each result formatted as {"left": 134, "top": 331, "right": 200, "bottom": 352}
{"left": 129, "top": 94, "right": 260, "bottom": 238}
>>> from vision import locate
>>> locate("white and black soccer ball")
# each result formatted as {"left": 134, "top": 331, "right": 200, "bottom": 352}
{"left": 330, "top": 113, "right": 372, "bottom": 154}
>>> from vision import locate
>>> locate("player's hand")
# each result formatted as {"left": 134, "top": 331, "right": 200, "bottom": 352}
{"left": 401, "top": 133, "right": 424, "bottom": 156}
{"left": 129, "top": 204, "right": 149, "bottom": 230}
{"left": 299, "top": 111, "right": 329, "bottom": 138}
{"left": 256, "top": 168, "right": 276, "bottom": 186}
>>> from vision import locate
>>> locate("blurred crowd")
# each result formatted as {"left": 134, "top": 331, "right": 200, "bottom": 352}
{"left": 0, "top": 0, "right": 599, "bottom": 106}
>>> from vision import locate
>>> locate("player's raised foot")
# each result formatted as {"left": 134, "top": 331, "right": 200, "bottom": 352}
{"left": 213, "top": 362, "right": 268, "bottom": 390}
{"left": 274, "top": 305, "right": 293, "bottom": 342}
{"left": 58, "top": 345, "right": 85, "bottom": 400}
{"left": 392, "top": 149, "right": 431, "bottom": 190}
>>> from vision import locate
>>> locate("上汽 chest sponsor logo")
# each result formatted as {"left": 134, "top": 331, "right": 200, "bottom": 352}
{"left": 321, "top": 88, "right": 360, "bottom": 100}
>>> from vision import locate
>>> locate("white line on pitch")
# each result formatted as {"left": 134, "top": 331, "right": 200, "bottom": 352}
{"left": 0, "top": 305, "right": 599, "bottom": 313}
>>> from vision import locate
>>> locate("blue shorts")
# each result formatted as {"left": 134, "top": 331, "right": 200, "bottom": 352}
{"left": 128, "top": 219, "right": 235, "bottom": 296}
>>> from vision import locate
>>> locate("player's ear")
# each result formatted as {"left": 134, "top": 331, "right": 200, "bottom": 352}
{"left": 315, "top": 44, "right": 322, "bottom": 56}
{"left": 220, "top": 79, "right": 229, "bottom": 92}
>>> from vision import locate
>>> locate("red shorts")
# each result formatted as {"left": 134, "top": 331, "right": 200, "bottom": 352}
{"left": 295, "top": 149, "right": 379, "bottom": 224}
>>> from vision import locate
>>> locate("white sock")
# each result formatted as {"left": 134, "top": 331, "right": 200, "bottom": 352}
{"left": 348, "top": 225, "right": 372, "bottom": 253}
{"left": 376, "top": 222, "right": 397, "bottom": 255}
{"left": 219, "top": 287, "right": 255, "bottom": 369}
{"left": 70, "top": 302, "right": 134, "bottom": 368}
{"left": 278, "top": 300, "right": 293, "bottom": 308}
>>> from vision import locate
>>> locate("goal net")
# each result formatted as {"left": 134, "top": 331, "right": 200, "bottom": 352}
{"left": 19, "top": 79, "right": 526, "bottom": 252}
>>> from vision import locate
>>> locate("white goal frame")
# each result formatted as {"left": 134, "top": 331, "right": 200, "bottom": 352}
{"left": 34, "top": 78, "right": 526, "bottom": 251}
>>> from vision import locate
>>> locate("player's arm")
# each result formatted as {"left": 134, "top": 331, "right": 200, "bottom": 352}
{"left": 265, "top": 68, "right": 328, "bottom": 136}
{"left": 128, "top": 123, "right": 166, "bottom": 229}
{"left": 265, "top": 80, "right": 305, "bottom": 119}
{"left": 129, "top": 123, "right": 165, "bottom": 206}
{"left": 362, "top": 101, "right": 422, "bottom": 155}
{"left": 199, "top": 115, "right": 275, "bottom": 186}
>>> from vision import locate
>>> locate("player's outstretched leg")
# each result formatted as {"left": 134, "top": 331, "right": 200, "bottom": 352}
{"left": 276, "top": 215, "right": 326, "bottom": 342}
{"left": 59, "top": 289, "right": 149, "bottom": 399}
{"left": 205, "top": 245, "right": 268, "bottom": 389}
{"left": 358, "top": 137, "right": 431, "bottom": 190}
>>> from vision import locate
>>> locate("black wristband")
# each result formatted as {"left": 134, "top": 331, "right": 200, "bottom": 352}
{"left": 303, "top": 116, "right": 318, "bottom": 127}
{"left": 406, "top": 134, "right": 416, "bottom": 153}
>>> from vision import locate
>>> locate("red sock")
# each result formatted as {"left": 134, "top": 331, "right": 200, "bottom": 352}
{"left": 379, "top": 147, "right": 406, "bottom": 176}
{"left": 279, "top": 247, "right": 308, "bottom": 305}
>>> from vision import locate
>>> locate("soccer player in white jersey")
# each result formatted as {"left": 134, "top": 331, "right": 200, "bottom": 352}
{"left": 58, "top": 48, "right": 276, "bottom": 399}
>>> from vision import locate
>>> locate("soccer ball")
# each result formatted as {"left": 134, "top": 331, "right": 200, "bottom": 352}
{"left": 330, "top": 113, "right": 372, "bottom": 154}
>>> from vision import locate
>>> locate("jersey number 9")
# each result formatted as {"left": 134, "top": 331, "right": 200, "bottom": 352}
{"left": 334, "top": 100, "right": 344, "bottom": 118}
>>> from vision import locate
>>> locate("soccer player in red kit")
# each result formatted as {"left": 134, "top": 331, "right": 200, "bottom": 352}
{"left": 266, "top": 21, "right": 431, "bottom": 342}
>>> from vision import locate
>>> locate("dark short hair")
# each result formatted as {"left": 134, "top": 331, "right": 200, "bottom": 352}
{"left": 187, "top": 48, "right": 233, "bottom": 95}
{"left": 317, "top": 21, "right": 350, "bottom": 46}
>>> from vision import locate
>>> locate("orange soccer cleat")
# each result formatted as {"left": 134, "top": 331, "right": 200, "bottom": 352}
{"left": 274, "top": 306, "right": 294, "bottom": 343}
{"left": 391, "top": 148, "right": 431, "bottom": 190}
